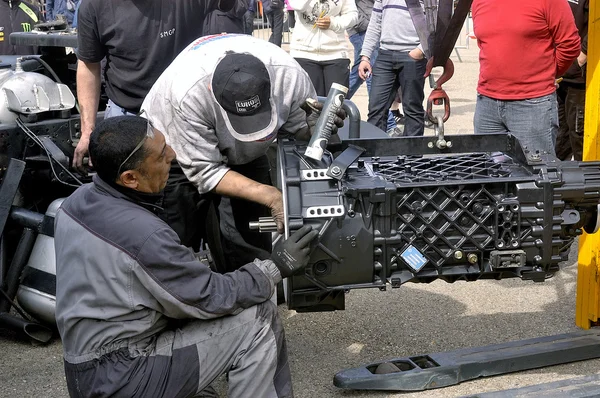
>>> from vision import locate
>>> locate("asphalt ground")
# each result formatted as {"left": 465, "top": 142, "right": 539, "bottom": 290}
{"left": 2, "top": 42, "right": 599, "bottom": 398}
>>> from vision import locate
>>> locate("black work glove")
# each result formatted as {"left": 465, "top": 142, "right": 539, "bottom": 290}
{"left": 300, "top": 98, "right": 347, "bottom": 136}
{"left": 271, "top": 225, "right": 319, "bottom": 278}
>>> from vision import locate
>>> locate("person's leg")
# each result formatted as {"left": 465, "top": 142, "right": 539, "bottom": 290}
{"left": 565, "top": 85, "right": 586, "bottom": 161}
{"left": 348, "top": 32, "right": 365, "bottom": 99}
{"left": 295, "top": 58, "right": 326, "bottom": 96}
{"left": 64, "top": 301, "right": 291, "bottom": 398}
{"left": 323, "top": 58, "right": 350, "bottom": 92}
{"left": 504, "top": 93, "right": 558, "bottom": 156}
{"left": 397, "top": 53, "right": 426, "bottom": 136}
{"left": 288, "top": 10, "right": 295, "bottom": 29}
{"left": 367, "top": 45, "right": 380, "bottom": 94}
{"left": 160, "top": 162, "right": 207, "bottom": 251}
{"left": 268, "top": 8, "right": 284, "bottom": 47}
{"left": 367, "top": 50, "right": 398, "bottom": 132}
{"left": 473, "top": 94, "right": 508, "bottom": 135}
{"left": 222, "top": 156, "right": 273, "bottom": 271}
{"left": 154, "top": 301, "right": 291, "bottom": 398}
{"left": 555, "top": 84, "right": 572, "bottom": 160}
{"left": 243, "top": 10, "right": 255, "bottom": 35}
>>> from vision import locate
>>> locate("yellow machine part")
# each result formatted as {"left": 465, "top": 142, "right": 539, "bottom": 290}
{"left": 576, "top": 0, "right": 600, "bottom": 329}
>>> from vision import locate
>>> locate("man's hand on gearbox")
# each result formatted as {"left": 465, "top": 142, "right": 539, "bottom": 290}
{"left": 300, "top": 98, "right": 347, "bottom": 136}
{"left": 267, "top": 190, "right": 285, "bottom": 234}
{"left": 73, "top": 134, "right": 92, "bottom": 174}
{"left": 271, "top": 225, "right": 319, "bottom": 278}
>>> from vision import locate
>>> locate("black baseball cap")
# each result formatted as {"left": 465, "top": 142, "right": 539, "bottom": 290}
{"left": 212, "top": 52, "right": 277, "bottom": 142}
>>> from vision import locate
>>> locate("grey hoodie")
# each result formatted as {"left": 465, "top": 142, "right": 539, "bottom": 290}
{"left": 347, "top": 0, "right": 375, "bottom": 36}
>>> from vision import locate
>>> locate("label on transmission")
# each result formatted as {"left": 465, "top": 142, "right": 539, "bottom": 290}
{"left": 401, "top": 245, "right": 428, "bottom": 272}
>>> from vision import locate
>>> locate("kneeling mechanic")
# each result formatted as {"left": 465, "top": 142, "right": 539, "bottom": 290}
{"left": 54, "top": 116, "right": 318, "bottom": 398}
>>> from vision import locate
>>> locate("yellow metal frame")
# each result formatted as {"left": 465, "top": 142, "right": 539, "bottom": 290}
{"left": 576, "top": 0, "right": 600, "bottom": 329}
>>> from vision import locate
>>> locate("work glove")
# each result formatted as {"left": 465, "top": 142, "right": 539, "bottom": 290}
{"left": 301, "top": 98, "right": 347, "bottom": 136}
{"left": 271, "top": 225, "right": 319, "bottom": 278}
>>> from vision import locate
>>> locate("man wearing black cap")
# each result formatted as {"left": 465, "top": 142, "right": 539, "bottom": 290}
{"left": 142, "top": 33, "right": 339, "bottom": 272}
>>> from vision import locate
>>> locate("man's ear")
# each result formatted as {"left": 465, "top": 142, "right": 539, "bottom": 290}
{"left": 118, "top": 170, "right": 140, "bottom": 190}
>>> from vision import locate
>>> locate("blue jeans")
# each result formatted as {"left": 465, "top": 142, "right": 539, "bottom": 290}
{"left": 474, "top": 93, "right": 558, "bottom": 156}
{"left": 348, "top": 32, "right": 377, "bottom": 99}
{"left": 104, "top": 99, "right": 137, "bottom": 119}
{"left": 367, "top": 49, "right": 426, "bottom": 136}
{"left": 348, "top": 32, "right": 395, "bottom": 131}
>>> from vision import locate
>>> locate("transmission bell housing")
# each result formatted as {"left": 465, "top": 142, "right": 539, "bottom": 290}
{"left": 276, "top": 134, "right": 600, "bottom": 312}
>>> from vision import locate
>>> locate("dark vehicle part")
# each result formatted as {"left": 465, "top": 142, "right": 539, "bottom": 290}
{"left": 0, "top": 313, "right": 52, "bottom": 344}
{"left": 16, "top": 199, "right": 62, "bottom": 326}
{"left": 0, "top": 54, "right": 88, "bottom": 341}
{"left": 333, "top": 329, "right": 600, "bottom": 391}
{"left": 274, "top": 135, "right": 600, "bottom": 312}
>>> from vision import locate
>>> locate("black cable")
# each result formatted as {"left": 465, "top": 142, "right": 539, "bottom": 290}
{"left": 18, "top": 56, "right": 62, "bottom": 84}
{"left": 16, "top": 119, "right": 83, "bottom": 188}
{"left": 0, "top": 286, "right": 33, "bottom": 321}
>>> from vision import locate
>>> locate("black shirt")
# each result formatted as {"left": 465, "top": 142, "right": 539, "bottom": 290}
{"left": 0, "top": 0, "right": 43, "bottom": 56}
{"left": 77, "top": 0, "right": 228, "bottom": 113}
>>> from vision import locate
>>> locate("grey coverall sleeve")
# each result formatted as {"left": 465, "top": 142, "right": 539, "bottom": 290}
{"left": 361, "top": 0, "right": 382, "bottom": 59}
{"left": 169, "top": 105, "right": 230, "bottom": 194}
{"left": 133, "top": 226, "right": 281, "bottom": 320}
{"left": 278, "top": 68, "right": 318, "bottom": 136}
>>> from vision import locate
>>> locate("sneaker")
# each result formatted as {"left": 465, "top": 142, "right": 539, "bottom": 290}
{"left": 390, "top": 109, "right": 405, "bottom": 126}
{"left": 386, "top": 125, "right": 404, "bottom": 137}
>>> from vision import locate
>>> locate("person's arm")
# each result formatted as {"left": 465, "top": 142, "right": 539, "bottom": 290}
{"left": 45, "top": 0, "right": 54, "bottom": 21}
{"left": 133, "top": 226, "right": 281, "bottom": 320}
{"left": 360, "top": 0, "right": 382, "bottom": 60}
{"left": 279, "top": 65, "right": 318, "bottom": 139}
{"left": 74, "top": 60, "right": 101, "bottom": 171}
{"left": 547, "top": 0, "right": 580, "bottom": 77}
{"left": 328, "top": 0, "right": 358, "bottom": 32}
{"left": 578, "top": 32, "right": 588, "bottom": 67}
{"left": 288, "top": 0, "right": 312, "bottom": 12}
{"left": 215, "top": 171, "right": 284, "bottom": 231}
{"left": 73, "top": 1, "right": 105, "bottom": 170}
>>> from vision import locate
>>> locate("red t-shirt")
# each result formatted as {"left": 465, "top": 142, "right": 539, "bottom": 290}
{"left": 473, "top": 0, "right": 580, "bottom": 100}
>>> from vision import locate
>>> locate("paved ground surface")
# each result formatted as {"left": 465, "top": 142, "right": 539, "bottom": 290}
{"left": 2, "top": 42, "right": 599, "bottom": 398}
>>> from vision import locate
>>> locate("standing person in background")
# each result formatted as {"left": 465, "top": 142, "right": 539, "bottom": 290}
{"left": 347, "top": 0, "right": 375, "bottom": 98}
{"left": 472, "top": 0, "right": 580, "bottom": 156}
{"left": 285, "top": 0, "right": 296, "bottom": 33}
{"left": 0, "top": 0, "right": 43, "bottom": 56}
{"left": 72, "top": 0, "right": 81, "bottom": 28}
{"left": 357, "top": 0, "right": 426, "bottom": 136}
{"left": 289, "top": 0, "right": 357, "bottom": 96}
{"left": 45, "top": 0, "right": 78, "bottom": 25}
{"left": 556, "top": 0, "right": 589, "bottom": 161}
{"left": 262, "top": 0, "right": 285, "bottom": 47}
{"left": 347, "top": 0, "right": 399, "bottom": 136}
{"left": 72, "top": 1, "right": 236, "bottom": 173}
{"left": 203, "top": 0, "right": 248, "bottom": 35}
{"left": 243, "top": 0, "right": 256, "bottom": 35}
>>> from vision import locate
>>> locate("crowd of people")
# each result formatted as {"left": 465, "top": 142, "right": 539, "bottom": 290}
{"left": 0, "top": 0, "right": 590, "bottom": 397}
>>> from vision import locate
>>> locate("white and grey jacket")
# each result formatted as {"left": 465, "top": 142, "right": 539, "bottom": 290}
{"left": 54, "top": 175, "right": 281, "bottom": 365}
{"left": 289, "top": 0, "right": 357, "bottom": 61}
{"left": 142, "top": 34, "right": 317, "bottom": 194}
{"left": 361, "top": 0, "right": 421, "bottom": 58}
